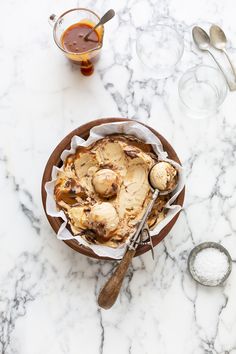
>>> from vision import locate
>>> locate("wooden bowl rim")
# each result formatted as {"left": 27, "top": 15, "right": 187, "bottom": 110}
{"left": 41, "top": 118, "right": 185, "bottom": 260}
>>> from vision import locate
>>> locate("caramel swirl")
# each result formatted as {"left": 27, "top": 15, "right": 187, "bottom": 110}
{"left": 54, "top": 135, "right": 170, "bottom": 247}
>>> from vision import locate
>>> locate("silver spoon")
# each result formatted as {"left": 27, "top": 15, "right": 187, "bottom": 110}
{"left": 192, "top": 26, "right": 236, "bottom": 91}
{"left": 97, "top": 161, "right": 178, "bottom": 309}
{"left": 210, "top": 24, "right": 236, "bottom": 79}
{"left": 84, "top": 9, "right": 115, "bottom": 41}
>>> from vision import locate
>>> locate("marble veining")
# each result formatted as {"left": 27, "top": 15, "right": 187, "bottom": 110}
{"left": 0, "top": 0, "right": 236, "bottom": 353}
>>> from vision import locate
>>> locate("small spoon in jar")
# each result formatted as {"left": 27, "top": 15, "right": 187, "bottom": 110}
{"left": 84, "top": 9, "right": 115, "bottom": 41}
{"left": 97, "top": 161, "right": 178, "bottom": 310}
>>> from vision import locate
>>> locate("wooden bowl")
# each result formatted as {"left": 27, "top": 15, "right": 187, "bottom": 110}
{"left": 41, "top": 118, "right": 185, "bottom": 260}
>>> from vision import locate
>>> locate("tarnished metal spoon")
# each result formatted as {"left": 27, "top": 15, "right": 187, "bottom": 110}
{"left": 210, "top": 24, "right": 236, "bottom": 79}
{"left": 192, "top": 26, "right": 236, "bottom": 91}
{"left": 84, "top": 9, "right": 115, "bottom": 41}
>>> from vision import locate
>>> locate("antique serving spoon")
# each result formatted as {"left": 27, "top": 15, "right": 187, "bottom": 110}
{"left": 192, "top": 26, "right": 236, "bottom": 91}
{"left": 84, "top": 9, "right": 115, "bottom": 41}
{"left": 97, "top": 161, "right": 178, "bottom": 310}
{"left": 210, "top": 24, "right": 236, "bottom": 79}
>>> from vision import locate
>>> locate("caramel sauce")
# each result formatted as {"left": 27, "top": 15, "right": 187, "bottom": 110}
{"left": 61, "top": 22, "right": 100, "bottom": 76}
{"left": 55, "top": 178, "right": 87, "bottom": 205}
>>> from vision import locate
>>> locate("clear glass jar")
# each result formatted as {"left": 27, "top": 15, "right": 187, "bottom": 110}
{"left": 178, "top": 65, "right": 228, "bottom": 119}
{"left": 136, "top": 25, "right": 184, "bottom": 79}
{"left": 49, "top": 8, "right": 104, "bottom": 75}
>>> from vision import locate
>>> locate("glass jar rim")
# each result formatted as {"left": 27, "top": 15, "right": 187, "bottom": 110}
{"left": 178, "top": 64, "right": 228, "bottom": 113}
{"left": 136, "top": 24, "right": 184, "bottom": 72}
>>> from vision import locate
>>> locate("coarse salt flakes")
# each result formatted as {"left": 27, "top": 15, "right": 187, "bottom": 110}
{"left": 192, "top": 247, "right": 229, "bottom": 285}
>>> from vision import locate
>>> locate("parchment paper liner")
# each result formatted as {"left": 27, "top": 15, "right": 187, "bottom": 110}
{"left": 45, "top": 121, "right": 185, "bottom": 259}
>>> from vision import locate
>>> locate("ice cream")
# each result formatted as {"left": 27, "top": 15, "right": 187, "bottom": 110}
{"left": 68, "top": 206, "right": 89, "bottom": 231}
{"left": 89, "top": 202, "right": 119, "bottom": 241}
{"left": 92, "top": 169, "right": 119, "bottom": 198}
{"left": 149, "top": 161, "right": 178, "bottom": 192}
{"left": 54, "top": 135, "right": 171, "bottom": 247}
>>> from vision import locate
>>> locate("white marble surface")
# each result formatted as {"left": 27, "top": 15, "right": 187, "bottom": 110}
{"left": 0, "top": 0, "right": 236, "bottom": 353}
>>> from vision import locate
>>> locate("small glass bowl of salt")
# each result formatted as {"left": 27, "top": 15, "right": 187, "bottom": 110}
{"left": 188, "top": 242, "right": 232, "bottom": 286}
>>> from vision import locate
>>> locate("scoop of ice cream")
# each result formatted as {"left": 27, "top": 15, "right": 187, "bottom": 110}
{"left": 92, "top": 169, "right": 119, "bottom": 198}
{"left": 89, "top": 202, "right": 119, "bottom": 240}
{"left": 68, "top": 206, "right": 89, "bottom": 230}
{"left": 149, "top": 162, "right": 178, "bottom": 191}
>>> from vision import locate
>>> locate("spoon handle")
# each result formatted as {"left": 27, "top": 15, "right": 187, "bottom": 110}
{"left": 99, "top": 9, "right": 115, "bottom": 25}
{"left": 97, "top": 188, "right": 159, "bottom": 309}
{"left": 223, "top": 48, "right": 236, "bottom": 79}
{"left": 84, "top": 9, "right": 115, "bottom": 41}
{"left": 97, "top": 249, "right": 136, "bottom": 309}
{"left": 128, "top": 189, "right": 159, "bottom": 250}
{"left": 207, "top": 49, "right": 236, "bottom": 91}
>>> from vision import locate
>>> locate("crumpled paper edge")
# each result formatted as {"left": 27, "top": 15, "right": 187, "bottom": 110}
{"left": 45, "top": 121, "right": 185, "bottom": 259}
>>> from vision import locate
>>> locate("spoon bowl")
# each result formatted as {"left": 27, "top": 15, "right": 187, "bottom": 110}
{"left": 192, "top": 26, "right": 211, "bottom": 51}
{"left": 210, "top": 25, "right": 227, "bottom": 50}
